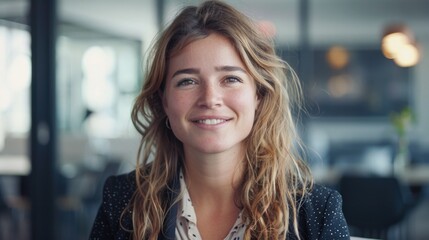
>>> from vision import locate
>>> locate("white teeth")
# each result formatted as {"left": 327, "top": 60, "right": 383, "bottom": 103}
{"left": 197, "top": 119, "right": 226, "bottom": 125}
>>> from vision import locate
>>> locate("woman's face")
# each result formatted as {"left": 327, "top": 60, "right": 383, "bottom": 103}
{"left": 163, "top": 33, "right": 259, "bottom": 156}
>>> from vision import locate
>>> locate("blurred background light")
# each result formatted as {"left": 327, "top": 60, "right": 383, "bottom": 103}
{"left": 6, "top": 54, "right": 31, "bottom": 91}
{"left": 381, "top": 24, "right": 420, "bottom": 67}
{"left": 393, "top": 42, "right": 420, "bottom": 67}
{"left": 82, "top": 77, "right": 116, "bottom": 111}
{"left": 82, "top": 46, "right": 115, "bottom": 78}
{"left": 0, "top": 85, "right": 12, "bottom": 112}
{"left": 382, "top": 32, "right": 410, "bottom": 59}
{"left": 328, "top": 74, "right": 352, "bottom": 98}
{"left": 326, "top": 46, "right": 350, "bottom": 70}
{"left": 81, "top": 46, "right": 116, "bottom": 111}
{"left": 257, "top": 20, "right": 276, "bottom": 39}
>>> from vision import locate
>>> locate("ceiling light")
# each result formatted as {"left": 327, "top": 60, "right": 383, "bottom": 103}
{"left": 393, "top": 42, "right": 420, "bottom": 67}
{"left": 381, "top": 24, "right": 420, "bottom": 67}
{"left": 381, "top": 24, "right": 412, "bottom": 59}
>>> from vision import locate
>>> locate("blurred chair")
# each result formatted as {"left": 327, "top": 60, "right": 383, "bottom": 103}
{"left": 0, "top": 176, "right": 24, "bottom": 240}
{"left": 0, "top": 181, "right": 12, "bottom": 239}
{"left": 339, "top": 174, "right": 415, "bottom": 240}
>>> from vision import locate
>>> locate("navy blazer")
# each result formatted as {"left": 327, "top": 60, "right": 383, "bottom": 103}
{"left": 89, "top": 171, "right": 350, "bottom": 240}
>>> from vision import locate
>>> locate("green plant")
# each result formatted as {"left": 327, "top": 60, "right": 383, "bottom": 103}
{"left": 390, "top": 107, "right": 415, "bottom": 138}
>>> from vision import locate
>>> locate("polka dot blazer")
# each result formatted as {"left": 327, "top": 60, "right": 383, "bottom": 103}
{"left": 89, "top": 171, "right": 350, "bottom": 240}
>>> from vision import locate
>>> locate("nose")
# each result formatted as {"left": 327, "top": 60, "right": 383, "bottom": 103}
{"left": 197, "top": 82, "right": 222, "bottom": 108}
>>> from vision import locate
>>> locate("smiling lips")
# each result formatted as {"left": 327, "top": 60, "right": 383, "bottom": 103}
{"left": 193, "top": 118, "right": 231, "bottom": 125}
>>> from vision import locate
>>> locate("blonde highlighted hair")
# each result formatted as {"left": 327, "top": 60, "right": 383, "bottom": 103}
{"left": 129, "top": 1, "right": 313, "bottom": 239}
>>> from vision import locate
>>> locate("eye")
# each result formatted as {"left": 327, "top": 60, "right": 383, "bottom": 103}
{"left": 224, "top": 76, "right": 242, "bottom": 84}
{"left": 176, "top": 78, "right": 197, "bottom": 87}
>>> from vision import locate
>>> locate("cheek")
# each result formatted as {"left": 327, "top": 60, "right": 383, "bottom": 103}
{"left": 233, "top": 90, "right": 259, "bottom": 112}
{"left": 229, "top": 96, "right": 258, "bottom": 128}
{"left": 164, "top": 93, "right": 190, "bottom": 118}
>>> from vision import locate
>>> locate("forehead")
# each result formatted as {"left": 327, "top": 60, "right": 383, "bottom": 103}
{"left": 167, "top": 33, "right": 246, "bottom": 71}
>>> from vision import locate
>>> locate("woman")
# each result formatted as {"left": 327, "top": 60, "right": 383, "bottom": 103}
{"left": 90, "top": 1, "right": 350, "bottom": 239}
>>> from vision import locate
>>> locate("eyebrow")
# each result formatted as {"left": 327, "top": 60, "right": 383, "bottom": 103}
{"left": 214, "top": 66, "right": 247, "bottom": 73}
{"left": 171, "top": 68, "right": 200, "bottom": 78}
{"left": 171, "top": 65, "right": 247, "bottom": 78}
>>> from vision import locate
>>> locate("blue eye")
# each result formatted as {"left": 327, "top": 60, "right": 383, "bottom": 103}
{"left": 176, "top": 78, "right": 196, "bottom": 87}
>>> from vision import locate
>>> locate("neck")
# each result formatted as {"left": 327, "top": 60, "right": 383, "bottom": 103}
{"left": 182, "top": 149, "right": 245, "bottom": 207}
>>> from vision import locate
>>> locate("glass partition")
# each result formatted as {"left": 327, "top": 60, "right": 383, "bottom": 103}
{"left": 55, "top": 21, "right": 143, "bottom": 240}
{"left": 0, "top": 1, "right": 31, "bottom": 238}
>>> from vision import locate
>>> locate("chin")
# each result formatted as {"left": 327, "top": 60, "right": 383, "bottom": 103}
{"left": 192, "top": 141, "right": 243, "bottom": 155}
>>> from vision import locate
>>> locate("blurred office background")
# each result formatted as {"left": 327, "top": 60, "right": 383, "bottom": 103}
{"left": 0, "top": 0, "right": 428, "bottom": 239}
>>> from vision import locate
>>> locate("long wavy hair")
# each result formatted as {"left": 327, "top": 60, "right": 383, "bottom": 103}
{"left": 129, "top": 1, "right": 313, "bottom": 239}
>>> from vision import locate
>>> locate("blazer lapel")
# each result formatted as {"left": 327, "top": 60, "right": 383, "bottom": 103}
{"left": 158, "top": 171, "right": 181, "bottom": 240}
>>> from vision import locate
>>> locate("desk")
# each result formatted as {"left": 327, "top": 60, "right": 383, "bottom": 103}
{"left": 396, "top": 165, "right": 429, "bottom": 186}
{"left": 0, "top": 155, "right": 30, "bottom": 175}
{"left": 313, "top": 164, "right": 429, "bottom": 186}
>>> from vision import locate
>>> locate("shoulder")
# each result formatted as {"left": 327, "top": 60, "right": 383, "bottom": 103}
{"left": 305, "top": 184, "right": 343, "bottom": 211}
{"left": 101, "top": 171, "right": 136, "bottom": 214}
{"left": 299, "top": 184, "right": 350, "bottom": 240}
{"left": 89, "top": 171, "right": 136, "bottom": 239}
{"left": 103, "top": 171, "right": 136, "bottom": 200}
